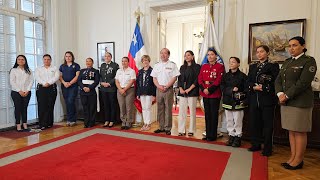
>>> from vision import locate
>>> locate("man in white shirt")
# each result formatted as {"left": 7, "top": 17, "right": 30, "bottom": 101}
{"left": 35, "top": 54, "right": 60, "bottom": 129}
{"left": 151, "top": 48, "right": 180, "bottom": 135}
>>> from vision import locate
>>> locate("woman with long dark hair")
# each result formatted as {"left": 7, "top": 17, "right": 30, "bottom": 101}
{"left": 275, "top": 36, "right": 317, "bottom": 169}
{"left": 9, "top": 55, "right": 33, "bottom": 131}
{"left": 59, "top": 51, "right": 80, "bottom": 126}
{"left": 177, "top": 50, "right": 200, "bottom": 136}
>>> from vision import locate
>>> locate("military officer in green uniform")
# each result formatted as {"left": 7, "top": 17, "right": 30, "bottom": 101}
{"left": 100, "top": 52, "right": 119, "bottom": 127}
{"left": 275, "top": 36, "right": 317, "bottom": 170}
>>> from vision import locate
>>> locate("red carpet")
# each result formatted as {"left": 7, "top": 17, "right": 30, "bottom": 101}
{"left": 172, "top": 106, "right": 205, "bottom": 117}
{"left": 0, "top": 125, "right": 63, "bottom": 139}
{"left": 251, "top": 152, "right": 268, "bottom": 180}
{"left": 0, "top": 133, "right": 230, "bottom": 180}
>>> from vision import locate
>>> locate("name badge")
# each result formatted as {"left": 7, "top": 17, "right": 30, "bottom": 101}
{"left": 82, "top": 80, "right": 94, "bottom": 85}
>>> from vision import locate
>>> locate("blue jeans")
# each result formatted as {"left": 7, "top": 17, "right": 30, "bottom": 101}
{"left": 62, "top": 86, "right": 78, "bottom": 122}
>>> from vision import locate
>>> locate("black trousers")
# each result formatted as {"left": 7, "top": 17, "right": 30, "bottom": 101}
{"left": 80, "top": 94, "right": 97, "bottom": 127}
{"left": 11, "top": 91, "right": 31, "bottom": 124}
{"left": 203, "top": 98, "right": 221, "bottom": 140}
{"left": 101, "top": 91, "right": 117, "bottom": 122}
{"left": 249, "top": 104, "right": 275, "bottom": 153}
{"left": 36, "top": 84, "right": 57, "bottom": 128}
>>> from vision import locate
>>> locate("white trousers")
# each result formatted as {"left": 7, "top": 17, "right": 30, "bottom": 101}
{"left": 225, "top": 109, "right": 244, "bottom": 137}
{"left": 140, "top": 95, "right": 153, "bottom": 125}
{"left": 178, "top": 96, "right": 197, "bottom": 133}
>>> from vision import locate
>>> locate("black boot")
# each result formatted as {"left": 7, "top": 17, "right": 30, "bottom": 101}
{"left": 232, "top": 137, "right": 241, "bottom": 147}
{"left": 226, "top": 136, "right": 235, "bottom": 146}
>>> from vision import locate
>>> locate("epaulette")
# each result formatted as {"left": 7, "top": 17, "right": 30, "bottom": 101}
{"left": 249, "top": 61, "right": 258, "bottom": 65}
{"left": 170, "top": 61, "right": 176, "bottom": 64}
{"left": 284, "top": 57, "right": 291, "bottom": 61}
{"left": 268, "top": 59, "right": 277, "bottom": 64}
{"left": 305, "top": 55, "right": 312, "bottom": 59}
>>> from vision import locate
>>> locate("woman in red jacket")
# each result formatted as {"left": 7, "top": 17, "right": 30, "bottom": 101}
{"left": 198, "top": 48, "right": 225, "bottom": 141}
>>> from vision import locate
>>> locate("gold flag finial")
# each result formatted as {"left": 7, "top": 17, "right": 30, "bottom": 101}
{"left": 134, "top": 7, "right": 144, "bottom": 25}
{"left": 207, "top": 0, "right": 217, "bottom": 22}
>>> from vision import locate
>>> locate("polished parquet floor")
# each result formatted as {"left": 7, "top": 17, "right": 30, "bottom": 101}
{"left": 0, "top": 116, "right": 319, "bottom": 180}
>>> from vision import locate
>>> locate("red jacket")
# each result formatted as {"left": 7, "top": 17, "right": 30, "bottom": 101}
{"left": 198, "top": 62, "right": 225, "bottom": 98}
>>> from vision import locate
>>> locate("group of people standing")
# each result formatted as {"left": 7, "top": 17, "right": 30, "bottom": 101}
{"left": 9, "top": 36, "right": 317, "bottom": 170}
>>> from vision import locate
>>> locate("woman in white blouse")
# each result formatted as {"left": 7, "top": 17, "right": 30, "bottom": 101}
{"left": 35, "top": 54, "right": 60, "bottom": 130}
{"left": 9, "top": 55, "right": 34, "bottom": 132}
{"left": 115, "top": 57, "right": 136, "bottom": 130}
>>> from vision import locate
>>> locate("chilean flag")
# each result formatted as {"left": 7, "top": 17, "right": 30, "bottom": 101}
{"left": 128, "top": 22, "right": 147, "bottom": 113}
{"left": 128, "top": 22, "right": 147, "bottom": 74}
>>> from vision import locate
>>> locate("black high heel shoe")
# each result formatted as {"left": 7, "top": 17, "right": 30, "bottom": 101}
{"left": 284, "top": 161, "right": 304, "bottom": 170}
{"left": 281, "top": 162, "right": 289, "bottom": 167}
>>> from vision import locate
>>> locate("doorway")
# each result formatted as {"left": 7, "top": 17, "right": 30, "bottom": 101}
{"left": 160, "top": 7, "right": 205, "bottom": 68}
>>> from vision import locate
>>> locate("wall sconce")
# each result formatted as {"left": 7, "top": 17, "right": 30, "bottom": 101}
{"left": 193, "top": 32, "right": 204, "bottom": 38}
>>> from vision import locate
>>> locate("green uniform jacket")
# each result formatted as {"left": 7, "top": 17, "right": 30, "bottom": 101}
{"left": 275, "top": 54, "right": 317, "bottom": 108}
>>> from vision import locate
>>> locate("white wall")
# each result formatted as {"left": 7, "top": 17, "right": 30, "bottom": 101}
{"left": 76, "top": 0, "right": 125, "bottom": 68}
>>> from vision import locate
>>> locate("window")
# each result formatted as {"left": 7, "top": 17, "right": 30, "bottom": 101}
{"left": 23, "top": 18, "right": 45, "bottom": 121}
{"left": 0, "top": 0, "right": 46, "bottom": 128}
{"left": 21, "top": 0, "right": 43, "bottom": 16}
{"left": 0, "top": 13, "right": 17, "bottom": 127}
{"left": 0, "top": 0, "right": 16, "bottom": 9}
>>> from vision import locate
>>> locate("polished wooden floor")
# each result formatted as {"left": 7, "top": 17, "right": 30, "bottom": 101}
{"left": 0, "top": 116, "right": 319, "bottom": 180}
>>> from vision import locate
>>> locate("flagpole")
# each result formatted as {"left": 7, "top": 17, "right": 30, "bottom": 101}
{"left": 207, "top": 0, "right": 217, "bottom": 23}
{"left": 132, "top": 7, "right": 145, "bottom": 127}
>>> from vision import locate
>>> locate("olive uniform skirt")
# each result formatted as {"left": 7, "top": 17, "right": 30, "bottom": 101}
{"left": 281, "top": 106, "right": 313, "bottom": 132}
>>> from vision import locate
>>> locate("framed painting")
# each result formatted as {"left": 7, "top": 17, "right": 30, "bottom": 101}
{"left": 97, "top": 42, "right": 115, "bottom": 68}
{"left": 248, "top": 19, "right": 306, "bottom": 63}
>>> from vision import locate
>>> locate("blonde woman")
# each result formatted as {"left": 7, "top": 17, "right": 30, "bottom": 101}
{"left": 136, "top": 55, "right": 156, "bottom": 131}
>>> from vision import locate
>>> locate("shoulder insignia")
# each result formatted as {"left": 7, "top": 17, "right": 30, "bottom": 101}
{"left": 309, "top": 66, "right": 316, "bottom": 73}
